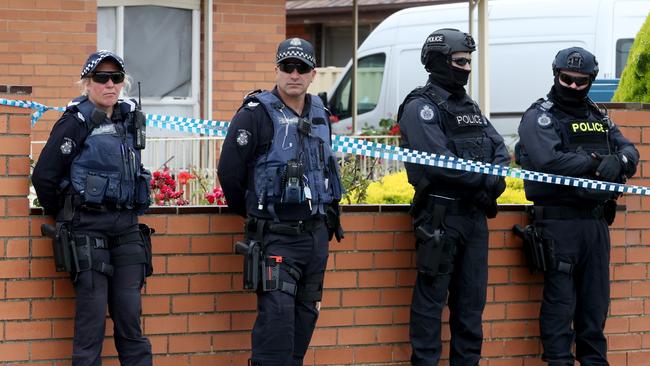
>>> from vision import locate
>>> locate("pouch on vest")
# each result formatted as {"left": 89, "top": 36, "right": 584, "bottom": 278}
{"left": 134, "top": 168, "right": 152, "bottom": 213}
{"left": 84, "top": 174, "right": 109, "bottom": 204}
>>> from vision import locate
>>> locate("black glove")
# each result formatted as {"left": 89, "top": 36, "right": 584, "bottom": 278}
{"left": 473, "top": 190, "right": 498, "bottom": 218}
{"left": 484, "top": 176, "right": 506, "bottom": 199}
{"left": 593, "top": 153, "right": 623, "bottom": 182}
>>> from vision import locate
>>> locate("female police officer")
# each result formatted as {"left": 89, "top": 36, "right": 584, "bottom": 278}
{"left": 32, "top": 51, "right": 153, "bottom": 366}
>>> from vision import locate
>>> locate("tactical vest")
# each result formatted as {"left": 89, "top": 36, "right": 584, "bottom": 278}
{"left": 523, "top": 99, "right": 614, "bottom": 203}
{"left": 250, "top": 91, "right": 342, "bottom": 219}
{"left": 68, "top": 96, "right": 150, "bottom": 211}
{"left": 398, "top": 84, "right": 494, "bottom": 195}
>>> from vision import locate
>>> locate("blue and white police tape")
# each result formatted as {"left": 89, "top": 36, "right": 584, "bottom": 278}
{"left": 2, "top": 97, "right": 648, "bottom": 196}
{"left": 332, "top": 135, "right": 650, "bottom": 196}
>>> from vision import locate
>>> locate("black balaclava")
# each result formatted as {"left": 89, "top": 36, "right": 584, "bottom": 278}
{"left": 427, "top": 53, "right": 470, "bottom": 98}
{"left": 548, "top": 73, "right": 591, "bottom": 117}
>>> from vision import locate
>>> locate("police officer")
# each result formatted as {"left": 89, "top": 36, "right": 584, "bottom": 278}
{"left": 218, "top": 38, "right": 343, "bottom": 366}
{"left": 32, "top": 51, "right": 153, "bottom": 366}
{"left": 515, "top": 47, "right": 639, "bottom": 365}
{"left": 398, "top": 28, "right": 511, "bottom": 365}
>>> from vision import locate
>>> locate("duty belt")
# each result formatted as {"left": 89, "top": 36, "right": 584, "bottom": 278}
{"left": 532, "top": 205, "right": 604, "bottom": 220}
{"left": 425, "top": 195, "right": 479, "bottom": 216}
{"left": 246, "top": 216, "right": 324, "bottom": 237}
{"left": 74, "top": 231, "right": 143, "bottom": 249}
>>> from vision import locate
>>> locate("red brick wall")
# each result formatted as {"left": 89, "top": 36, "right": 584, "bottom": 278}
{"left": 0, "top": 0, "right": 97, "bottom": 144}
{"left": 3, "top": 95, "right": 650, "bottom": 365}
{"left": 212, "top": 0, "right": 287, "bottom": 121}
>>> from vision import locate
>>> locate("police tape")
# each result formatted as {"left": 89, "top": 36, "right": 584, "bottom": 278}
{"left": 2, "top": 97, "right": 649, "bottom": 196}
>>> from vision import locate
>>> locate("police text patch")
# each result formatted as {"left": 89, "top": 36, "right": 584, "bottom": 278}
{"left": 236, "top": 129, "right": 251, "bottom": 146}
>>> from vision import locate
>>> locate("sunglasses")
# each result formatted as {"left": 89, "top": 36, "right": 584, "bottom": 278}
{"left": 450, "top": 57, "right": 472, "bottom": 66}
{"left": 91, "top": 71, "right": 125, "bottom": 84}
{"left": 278, "top": 62, "right": 313, "bottom": 74}
{"left": 559, "top": 73, "right": 590, "bottom": 87}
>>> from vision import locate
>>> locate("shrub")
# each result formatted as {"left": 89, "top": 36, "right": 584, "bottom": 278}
{"left": 612, "top": 13, "right": 650, "bottom": 102}
{"left": 351, "top": 171, "right": 531, "bottom": 205}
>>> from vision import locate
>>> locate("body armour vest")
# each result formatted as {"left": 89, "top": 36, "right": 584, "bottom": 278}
{"left": 68, "top": 96, "right": 151, "bottom": 212}
{"left": 398, "top": 84, "right": 494, "bottom": 194}
{"left": 250, "top": 91, "right": 342, "bottom": 219}
{"left": 522, "top": 98, "right": 614, "bottom": 203}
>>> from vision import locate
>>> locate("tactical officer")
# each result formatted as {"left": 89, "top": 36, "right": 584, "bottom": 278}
{"left": 515, "top": 47, "right": 639, "bottom": 365}
{"left": 32, "top": 51, "right": 153, "bottom": 366}
{"left": 398, "top": 28, "right": 510, "bottom": 366}
{"left": 218, "top": 38, "right": 343, "bottom": 366}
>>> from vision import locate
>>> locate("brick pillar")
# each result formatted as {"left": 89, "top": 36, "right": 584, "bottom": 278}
{"left": 0, "top": 87, "right": 35, "bottom": 363}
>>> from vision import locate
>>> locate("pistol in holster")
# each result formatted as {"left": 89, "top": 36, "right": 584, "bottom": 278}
{"left": 414, "top": 200, "right": 449, "bottom": 277}
{"left": 235, "top": 239, "right": 262, "bottom": 290}
{"left": 41, "top": 222, "right": 79, "bottom": 274}
{"left": 513, "top": 224, "right": 547, "bottom": 273}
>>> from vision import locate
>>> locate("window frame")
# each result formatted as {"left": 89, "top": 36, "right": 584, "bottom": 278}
{"left": 97, "top": 1, "right": 201, "bottom": 117}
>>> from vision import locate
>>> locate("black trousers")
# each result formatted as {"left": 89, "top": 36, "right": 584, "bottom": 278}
{"left": 409, "top": 211, "right": 488, "bottom": 366}
{"left": 537, "top": 217, "right": 610, "bottom": 366}
{"left": 71, "top": 210, "right": 152, "bottom": 366}
{"left": 251, "top": 224, "right": 330, "bottom": 366}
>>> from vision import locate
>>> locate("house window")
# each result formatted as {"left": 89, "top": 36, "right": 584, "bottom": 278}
{"left": 97, "top": 1, "right": 202, "bottom": 172}
{"left": 616, "top": 38, "right": 633, "bottom": 78}
{"left": 97, "top": 1, "right": 200, "bottom": 119}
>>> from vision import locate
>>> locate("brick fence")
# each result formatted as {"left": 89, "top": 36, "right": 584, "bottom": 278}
{"left": 2, "top": 97, "right": 650, "bottom": 365}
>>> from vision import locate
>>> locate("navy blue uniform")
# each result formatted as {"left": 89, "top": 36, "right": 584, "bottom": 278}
{"left": 399, "top": 80, "right": 510, "bottom": 366}
{"left": 32, "top": 99, "right": 152, "bottom": 366}
{"left": 218, "top": 88, "right": 339, "bottom": 366}
{"left": 516, "top": 91, "right": 638, "bottom": 366}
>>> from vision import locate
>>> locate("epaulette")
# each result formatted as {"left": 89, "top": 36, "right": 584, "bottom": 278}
{"left": 242, "top": 89, "right": 264, "bottom": 111}
{"left": 537, "top": 98, "right": 554, "bottom": 112}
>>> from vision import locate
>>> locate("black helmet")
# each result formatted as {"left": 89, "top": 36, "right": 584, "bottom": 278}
{"left": 552, "top": 47, "right": 599, "bottom": 79}
{"left": 421, "top": 28, "right": 476, "bottom": 66}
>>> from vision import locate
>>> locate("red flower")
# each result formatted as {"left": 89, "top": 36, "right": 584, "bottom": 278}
{"left": 178, "top": 171, "right": 195, "bottom": 185}
{"left": 389, "top": 124, "right": 400, "bottom": 136}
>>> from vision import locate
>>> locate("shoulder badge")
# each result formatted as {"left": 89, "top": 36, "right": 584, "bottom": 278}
{"left": 59, "top": 137, "right": 75, "bottom": 155}
{"left": 537, "top": 113, "right": 552, "bottom": 128}
{"left": 540, "top": 99, "right": 554, "bottom": 112}
{"left": 419, "top": 104, "right": 435, "bottom": 121}
{"left": 236, "top": 129, "right": 251, "bottom": 146}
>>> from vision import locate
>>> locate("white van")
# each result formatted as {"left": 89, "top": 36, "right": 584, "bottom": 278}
{"left": 325, "top": 0, "right": 650, "bottom": 142}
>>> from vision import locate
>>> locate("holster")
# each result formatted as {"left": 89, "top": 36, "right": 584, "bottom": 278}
{"left": 139, "top": 224, "right": 155, "bottom": 277}
{"left": 235, "top": 239, "right": 261, "bottom": 290}
{"left": 513, "top": 224, "right": 547, "bottom": 273}
{"left": 41, "top": 222, "right": 78, "bottom": 274}
{"left": 414, "top": 201, "right": 447, "bottom": 277}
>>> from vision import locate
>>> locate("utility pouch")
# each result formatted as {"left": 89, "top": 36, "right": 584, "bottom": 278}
{"left": 84, "top": 174, "right": 108, "bottom": 204}
{"left": 41, "top": 223, "right": 77, "bottom": 273}
{"left": 139, "top": 223, "right": 155, "bottom": 276}
{"left": 262, "top": 256, "right": 282, "bottom": 292}
{"left": 235, "top": 240, "right": 261, "bottom": 290}
{"left": 604, "top": 199, "right": 617, "bottom": 226}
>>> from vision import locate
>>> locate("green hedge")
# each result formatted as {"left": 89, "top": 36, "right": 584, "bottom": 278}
{"left": 612, "top": 13, "right": 650, "bottom": 102}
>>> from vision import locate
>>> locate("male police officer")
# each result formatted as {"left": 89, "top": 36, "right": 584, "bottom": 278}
{"left": 398, "top": 28, "right": 510, "bottom": 365}
{"left": 218, "top": 38, "right": 343, "bottom": 366}
{"left": 515, "top": 47, "right": 639, "bottom": 365}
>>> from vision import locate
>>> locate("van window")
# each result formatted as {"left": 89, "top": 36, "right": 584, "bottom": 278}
{"left": 330, "top": 53, "right": 386, "bottom": 119}
{"left": 616, "top": 38, "right": 633, "bottom": 78}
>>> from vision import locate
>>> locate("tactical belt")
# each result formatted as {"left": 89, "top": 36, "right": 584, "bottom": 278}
{"left": 533, "top": 205, "right": 604, "bottom": 220}
{"left": 425, "top": 195, "right": 478, "bottom": 216}
{"left": 74, "top": 231, "right": 146, "bottom": 273}
{"left": 247, "top": 216, "right": 324, "bottom": 237}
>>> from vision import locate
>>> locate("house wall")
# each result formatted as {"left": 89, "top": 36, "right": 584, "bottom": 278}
{"left": 2, "top": 91, "right": 650, "bottom": 365}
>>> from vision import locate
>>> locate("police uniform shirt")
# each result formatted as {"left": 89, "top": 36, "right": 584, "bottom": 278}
{"left": 218, "top": 87, "right": 319, "bottom": 220}
{"left": 516, "top": 95, "right": 639, "bottom": 204}
{"left": 33, "top": 110, "right": 92, "bottom": 214}
{"left": 399, "top": 82, "right": 511, "bottom": 196}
